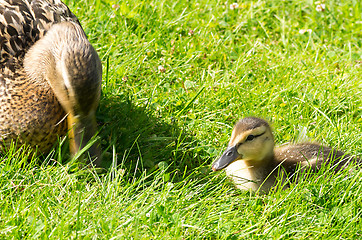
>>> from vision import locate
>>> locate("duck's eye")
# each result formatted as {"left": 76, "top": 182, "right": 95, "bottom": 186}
{"left": 246, "top": 135, "right": 255, "bottom": 141}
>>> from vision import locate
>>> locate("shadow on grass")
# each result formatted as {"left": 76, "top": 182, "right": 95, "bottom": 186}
{"left": 0, "top": 92, "right": 216, "bottom": 183}
{"left": 97, "top": 93, "right": 212, "bottom": 181}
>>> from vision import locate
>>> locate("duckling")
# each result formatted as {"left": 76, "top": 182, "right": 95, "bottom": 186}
{"left": 212, "top": 117, "right": 360, "bottom": 193}
{"left": 0, "top": 0, "right": 102, "bottom": 165}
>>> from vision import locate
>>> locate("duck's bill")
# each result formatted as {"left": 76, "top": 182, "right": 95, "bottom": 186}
{"left": 68, "top": 113, "right": 102, "bottom": 166}
{"left": 212, "top": 145, "right": 240, "bottom": 171}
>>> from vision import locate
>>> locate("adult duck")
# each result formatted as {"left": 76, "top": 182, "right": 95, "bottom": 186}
{"left": 0, "top": 0, "right": 102, "bottom": 165}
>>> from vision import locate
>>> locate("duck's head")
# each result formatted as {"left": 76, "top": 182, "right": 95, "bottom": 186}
{"left": 24, "top": 22, "right": 102, "bottom": 165}
{"left": 212, "top": 117, "right": 275, "bottom": 171}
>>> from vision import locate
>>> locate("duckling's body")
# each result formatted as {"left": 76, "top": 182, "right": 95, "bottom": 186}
{"left": 0, "top": 0, "right": 102, "bottom": 164}
{"left": 212, "top": 117, "right": 359, "bottom": 193}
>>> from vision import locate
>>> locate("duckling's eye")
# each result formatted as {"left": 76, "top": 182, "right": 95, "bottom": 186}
{"left": 246, "top": 135, "right": 255, "bottom": 141}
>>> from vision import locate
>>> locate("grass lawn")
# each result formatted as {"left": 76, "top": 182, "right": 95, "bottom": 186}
{"left": 1, "top": 0, "right": 362, "bottom": 238}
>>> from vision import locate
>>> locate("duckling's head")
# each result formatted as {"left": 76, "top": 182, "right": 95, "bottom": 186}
{"left": 212, "top": 117, "right": 275, "bottom": 171}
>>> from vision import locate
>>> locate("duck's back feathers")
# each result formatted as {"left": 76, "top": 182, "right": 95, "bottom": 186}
{"left": 0, "top": 0, "right": 78, "bottom": 68}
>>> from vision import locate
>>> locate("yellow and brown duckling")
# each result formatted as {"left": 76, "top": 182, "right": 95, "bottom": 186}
{"left": 212, "top": 117, "right": 360, "bottom": 193}
{"left": 0, "top": 0, "right": 102, "bottom": 165}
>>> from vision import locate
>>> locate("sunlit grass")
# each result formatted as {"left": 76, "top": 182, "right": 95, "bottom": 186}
{"left": 1, "top": 0, "right": 362, "bottom": 238}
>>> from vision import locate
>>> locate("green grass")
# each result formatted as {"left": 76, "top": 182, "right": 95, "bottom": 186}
{"left": 1, "top": 0, "right": 362, "bottom": 238}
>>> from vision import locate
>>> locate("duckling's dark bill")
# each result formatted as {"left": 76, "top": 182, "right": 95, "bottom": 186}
{"left": 212, "top": 146, "right": 240, "bottom": 171}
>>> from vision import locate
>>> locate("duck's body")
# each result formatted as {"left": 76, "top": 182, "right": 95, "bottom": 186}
{"left": 0, "top": 0, "right": 102, "bottom": 165}
{"left": 212, "top": 117, "right": 359, "bottom": 193}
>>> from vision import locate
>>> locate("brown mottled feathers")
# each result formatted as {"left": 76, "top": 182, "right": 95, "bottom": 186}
{"left": 0, "top": 0, "right": 78, "bottom": 65}
{"left": 0, "top": 0, "right": 79, "bottom": 153}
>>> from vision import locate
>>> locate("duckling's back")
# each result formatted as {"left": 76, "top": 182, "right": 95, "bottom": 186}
{"left": 0, "top": 0, "right": 80, "bottom": 152}
{"left": 275, "top": 143, "right": 360, "bottom": 175}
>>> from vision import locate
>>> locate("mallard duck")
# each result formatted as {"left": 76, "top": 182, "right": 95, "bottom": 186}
{"left": 0, "top": 0, "right": 102, "bottom": 165}
{"left": 212, "top": 117, "right": 360, "bottom": 193}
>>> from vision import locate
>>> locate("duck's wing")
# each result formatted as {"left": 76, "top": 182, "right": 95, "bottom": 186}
{"left": 0, "top": 0, "right": 79, "bottom": 68}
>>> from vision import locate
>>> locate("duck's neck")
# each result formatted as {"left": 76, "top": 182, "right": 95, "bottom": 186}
{"left": 24, "top": 22, "right": 101, "bottom": 113}
{"left": 23, "top": 21, "right": 102, "bottom": 164}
